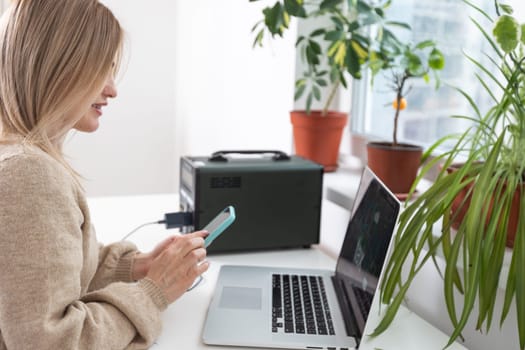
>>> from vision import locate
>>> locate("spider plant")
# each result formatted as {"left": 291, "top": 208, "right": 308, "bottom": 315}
{"left": 370, "top": 1, "right": 525, "bottom": 348}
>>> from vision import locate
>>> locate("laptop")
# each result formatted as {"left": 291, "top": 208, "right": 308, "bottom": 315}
{"left": 202, "top": 167, "right": 400, "bottom": 349}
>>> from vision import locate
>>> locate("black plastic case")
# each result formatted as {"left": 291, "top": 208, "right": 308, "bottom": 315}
{"left": 179, "top": 150, "right": 324, "bottom": 253}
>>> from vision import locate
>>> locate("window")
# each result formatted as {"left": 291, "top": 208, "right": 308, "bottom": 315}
{"left": 351, "top": 0, "right": 524, "bottom": 150}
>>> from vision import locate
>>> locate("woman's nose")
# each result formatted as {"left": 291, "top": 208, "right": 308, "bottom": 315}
{"left": 103, "top": 77, "right": 117, "bottom": 98}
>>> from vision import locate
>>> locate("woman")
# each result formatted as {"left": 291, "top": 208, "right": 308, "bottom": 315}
{"left": 0, "top": 1, "right": 209, "bottom": 349}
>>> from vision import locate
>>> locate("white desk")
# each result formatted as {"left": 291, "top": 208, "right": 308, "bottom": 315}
{"left": 88, "top": 194, "right": 467, "bottom": 350}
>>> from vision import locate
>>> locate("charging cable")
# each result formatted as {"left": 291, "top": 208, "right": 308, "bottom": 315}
{"left": 118, "top": 211, "right": 203, "bottom": 291}
{"left": 120, "top": 221, "right": 162, "bottom": 241}
{"left": 120, "top": 212, "right": 193, "bottom": 241}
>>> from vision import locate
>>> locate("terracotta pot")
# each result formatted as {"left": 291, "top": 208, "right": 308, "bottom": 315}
{"left": 366, "top": 142, "right": 423, "bottom": 194}
{"left": 290, "top": 110, "right": 348, "bottom": 172}
{"left": 447, "top": 165, "right": 521, "bottom": 248}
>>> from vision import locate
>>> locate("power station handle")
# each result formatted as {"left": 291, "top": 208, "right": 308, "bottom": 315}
{"left": 209, "top": 150, "right": 291, "bottom": 162}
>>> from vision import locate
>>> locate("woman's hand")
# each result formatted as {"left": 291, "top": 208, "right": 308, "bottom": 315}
{"left": 145, "top": 231, "right": 210, "bottom": 304}
{"left": 132, "top": 235, "right": 178, "bottom": 281}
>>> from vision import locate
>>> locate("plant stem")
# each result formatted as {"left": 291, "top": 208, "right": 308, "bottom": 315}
{"left": 323, "top": 79, "right": 341, "bottom": 116}
{"left": 393, "top": 73, "right": 408, "bottom": 146}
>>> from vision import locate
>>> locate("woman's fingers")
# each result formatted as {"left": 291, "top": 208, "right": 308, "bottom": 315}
{"left": 191, "top": 259, "right": 210, "bottom": 278}
{"left": 164, "top": 235, "right": 204, "bottom": 262}
{"left": 179, "top": 247, "right": 207, "bottom": 276}
{"left": 146, "top": 231, "right": 210, "bottom": 304}
{"left": 151, "top": 235, "right": 177, "bottom": 256}
{"left": 149, "top": 231, "right": 208, "bottom": 258}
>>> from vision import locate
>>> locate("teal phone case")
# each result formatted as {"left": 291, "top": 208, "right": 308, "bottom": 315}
{"left": 203, "top": 206, "right": 236, "bottom": 248}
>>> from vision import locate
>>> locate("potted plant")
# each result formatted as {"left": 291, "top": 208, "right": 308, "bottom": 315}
{"left": 371, "top": 1, "right": 525, "bottom": 348}
{"left": 366, "top": 39, "right": 445, "bottom": 194}
{"left": 250, "top": 0, "right": 411, "bottom": 171}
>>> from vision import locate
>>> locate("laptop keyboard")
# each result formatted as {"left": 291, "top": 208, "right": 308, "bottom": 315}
{"left": 272, "top": 274, "right": 335, "bottom": 335}
{"left": 351, "top": 285, "right": 373, "bottom": 321}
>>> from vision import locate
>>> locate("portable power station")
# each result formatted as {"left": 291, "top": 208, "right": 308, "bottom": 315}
{"left": 179, "top": 150, "right": 323, "bottom": 253}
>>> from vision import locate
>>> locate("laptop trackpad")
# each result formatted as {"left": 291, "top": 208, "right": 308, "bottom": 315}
{"left": 219, "top": 286, "right": 262, "bottom": 310}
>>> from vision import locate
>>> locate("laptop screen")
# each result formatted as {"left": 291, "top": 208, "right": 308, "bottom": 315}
{"left": 334, "top": 168, "right": 400, "bottom": 334}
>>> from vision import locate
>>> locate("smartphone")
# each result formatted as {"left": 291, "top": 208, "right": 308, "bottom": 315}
{"left": 201, "top": 206, "right": 236, "bottom": 248}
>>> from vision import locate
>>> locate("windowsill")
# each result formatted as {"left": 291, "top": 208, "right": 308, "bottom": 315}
{"left": 323, "top": 155, "right": 364, "bottom": 211}
{"left": 323, "top": 154, "right": 512, "bottom": 291}
{"left": 323, "top": 154, "right": 434, "bottom": 210}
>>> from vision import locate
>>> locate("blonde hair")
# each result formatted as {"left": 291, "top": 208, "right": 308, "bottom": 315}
{"left": 0, "top": 0, "right": 123, "bottom": 175}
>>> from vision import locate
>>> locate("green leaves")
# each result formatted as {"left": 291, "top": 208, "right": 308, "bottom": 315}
{"left": 374, "top": 2, "right": 525, "bottom": 349}
{"left": 385, "top": 21, "right": 411, "bottom": 30}
{"left": 346, "top": 40, "right": 362, "bottom": 78}
{"left": 398, "top": 41, "right": 444, "bottom": 79}
{"left": 377, "top": 38, "right": 444, "bottom": 143}
{"left": 251, "top": 0, "right": 306, "bottom": 45}
{"left": 261, "top": 3, "right": 289, "bottom": 37}
{"left": 252, "top": 27, "right": 265, "bottom": 48}
{"left": 305, "top": 39, "right": 322, "bottom": 66}
{"left": 284, "top": 0, "right": 306, "bottom": 17}
{"left": 404, "top": 51, "right": 424, "bottom": 76}
{"left": 493, "top": 15, "right": 521, "bottom": 53}
{"left": 250, "top": 0, "right": 411, "bottom": 112}
{"left": 429, "top": 48, "right": 445, "bottom": 70}
{"left": 294, "top": 79, "right": 307, "bottom": 100}
{"left": 320, "top": 0, "right": 343, "bottom": 10}
{"left": 252, "top": 0, "right": 442, "bottom": 144}
{"left": 515, "top": 193, "right": 525, "bottom": 350}
{"left": 293, "top": 70, "right": 332, "bottom": 114}
{"left": 498, "top": 3, "right": 514, "bottom": 15}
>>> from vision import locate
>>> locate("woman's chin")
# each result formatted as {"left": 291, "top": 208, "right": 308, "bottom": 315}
{"left": 73, "top": 121, "right": 100, "bottom": 133}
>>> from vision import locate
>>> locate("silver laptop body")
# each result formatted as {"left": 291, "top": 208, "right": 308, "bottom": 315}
{"left": 202, "top": 167, "right": 400, "bottom": 349}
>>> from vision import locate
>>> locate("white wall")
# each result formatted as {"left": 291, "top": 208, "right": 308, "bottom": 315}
{"left": 173, "top": 1, "right": 296, "bottom": 159}
{"left": 64, "top": 0, "right": 177, "bottom": 197}
{"left": 64, "top": 0, "right": 297, "bottom": 197}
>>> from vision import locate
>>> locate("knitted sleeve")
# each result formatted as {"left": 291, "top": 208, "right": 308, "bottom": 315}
{"left": 88, "top": 241, "right": 139, "bottom": 291}
{"left": 0, "top": 152, "right": 167, "bottom": 350}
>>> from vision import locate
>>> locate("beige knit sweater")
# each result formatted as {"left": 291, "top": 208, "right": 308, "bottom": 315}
{"left": 0, "top": 143, "right": 168, "bottom": 350}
